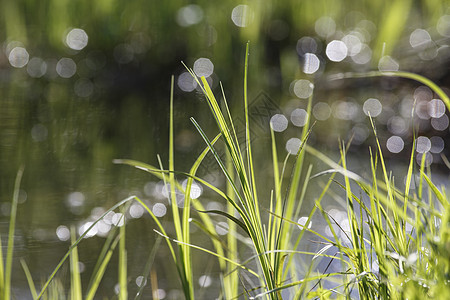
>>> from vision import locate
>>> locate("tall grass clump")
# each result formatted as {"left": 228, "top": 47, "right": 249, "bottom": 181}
{"left": 115, "top": 43, "right": 449, "bottom": 299}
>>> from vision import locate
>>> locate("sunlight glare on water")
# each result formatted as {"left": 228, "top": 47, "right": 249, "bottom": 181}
{"left": 436, "top": 15, "right": 450, "bottom": 37}
{"left": 65, "top": 28, "right": 88, "bottom": 50}
{"left": 431, "top": 114, "right": 449, "bottom": 131}
{"left": 290, "top": 108, "right": 308, "bottom": 127}
{"left": 409, "top": 29, "right": 431, "bottom": 49}
{"left": 215, "top": 222, "right": 229, "bottom": 235}
{"left": 135, "top": 276, "right": 147, "bottom": 287}
{"left": 378, "top": 56, "right": 399, "bottom": 71}
{"left": 427, "top": 99, "right": 446, "bottom": 118}
{"left": 153, "top": 203, "right": 167, "bottom": 217}
{"left": 193, "top": 57, "right": 214, "bottom": 77}
{"left": 181, "top": 179, "right": 203, "bottom": 199}
{"left": 270, "top": 114, "right": 288, "bottom": 132}
{"left": 27, "top": 57, "right": 47, "bottom": 78}
{"left": 293, "top": 79, "right": 314, "bottom": 99}
{"left": 286, "top": 138, "right": 302, "bottom": 155}
{"left": 78, "top": 221, "right": 97, "bottom": 238}
{"left": 56, "top": 225, "right": 70, "bottom": 241}
{"left": 199, "top": 275, "right": 212, "bottom": 288}
{"left": 342, "top": 34, "right": 362, "bottom": 56}
{"left": 315, "top": 16, "right": 336, "bottom": 38}
{"left": 297, "top": 217, "right": 312, "bottom": 229}
{"left": 326, "top": 40, "right": 348, "bottom": 62}
{"left": 312, "top": 102, "right": 332, "bottom": 121}
{"left": 178, "top": 72, "right": 198, "bottom": 92}
{"left": 176, "top": 5, "right": 204, "bottom": 27}
{"left": 56, "top": 58, "right": 77, "bottom": 78}
{"left": 416, "top": 136, "right": 431, "bottom": 153}
{"left": 363, "top": 98, "right": 382, "bottom": 117}
{"left": 129, "top": 203, "right": 145, "bottom": 219}
{"left": 430, "top": 136, "right": 445, "bottom": 154}
{"left": 303, "top": 53, "right": 320, "bottom": 74}
{"left": 296, "top": 36, "right": 318, "bottom": 55}
{"left": 351, "top": 44, "right": 372, "bottom": 64}
{"left": 8, "top": 46, "right": 29, "bottom": 68}
{"left": 231, "top": 5, "right": 254, "bottom": 27}
{"left": 386, "top": 136, "right": 404, "bottom": 153}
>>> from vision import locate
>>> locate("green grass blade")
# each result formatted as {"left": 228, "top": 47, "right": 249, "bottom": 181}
{"left": 20, "top": 259, "right": 38, "bottom": 300}
{"left": 70, "top": 227, "right": 82, "bottom": 300}
{"left": 5, "top": 166, "right": 24, "bottom": 300}
{"left": 118, "top": 211, "right": 127, "bottom": 300}
{"left": 330, "top": 71, "right": 450, "bottom": 111}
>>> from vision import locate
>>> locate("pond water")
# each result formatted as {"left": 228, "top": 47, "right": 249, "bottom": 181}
{"left": 1, "top": 3, "right": 450, "bottom": 299}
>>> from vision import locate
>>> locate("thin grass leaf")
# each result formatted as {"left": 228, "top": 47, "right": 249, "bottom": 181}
{"left": 70, "top": 226, "right": 82, "bottom": 300}
{"left": 5, "top": 166, "right": 24, "bottom": 300}
{"left": 329, "top": 71, "right": 450, "bottom": 110}
{"left": 118, "top": 209, "right": 128, "bottom": 300}
{"left": 20, "top": 259, "right": 38, "bottom": 300}
{"left": 196, "top": 209, "right": 250, "bottom": 236}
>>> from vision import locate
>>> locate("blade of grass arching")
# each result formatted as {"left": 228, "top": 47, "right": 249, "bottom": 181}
{"left": 85, "top": 234, "right": 120, "bottom": 300}
{"left": 70, "top": 227, "right": 82, "bottom": 300}
{"left": 154, "top": 230, "right": 259, "bottom": 278}
{"left": 329, "top": 71, "right": 450, "bottom": 111}
{"left": 36, "top": 196, "right": 135, "bottom": 299}
{"left": 134, "top": 235, "right": 162, "bottom": 300}
{"left": 422, "top": 172, "right": 446, "bottom": 207}
{"left": 118, "top": 210, "right": 127, "bottom": 300}
{"left": 242, "top": 42, "right": 260, "bottom": 219}
{"left": 5, "top": 166, "right": 24, "bottom": 300}
{"left": 20, "top": 259, "right": 38, "bottom": 300}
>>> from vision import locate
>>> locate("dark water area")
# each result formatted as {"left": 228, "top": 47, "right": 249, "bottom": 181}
{"left": 1, "top": 1, "right": 450, "bottom": 299}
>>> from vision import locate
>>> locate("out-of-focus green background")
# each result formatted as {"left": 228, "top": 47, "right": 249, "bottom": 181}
{"left": 1, "top": 0, "right": 449, "bottom": 298}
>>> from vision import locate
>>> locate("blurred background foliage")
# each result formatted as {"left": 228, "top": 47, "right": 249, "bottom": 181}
{"left": 1, "top": 0, "right": 450, "bottom": 298}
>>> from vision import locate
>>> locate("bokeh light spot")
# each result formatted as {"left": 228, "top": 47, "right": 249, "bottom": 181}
{"left": 326, "top": 40, "right": 348, "bottom": 62}
{"left": 231, "top": 5, "right": 254, "bottom": 27}
{"left": 66, "top": 28, "right": 88, "bottom": 50}
{"left": 363, "top": 98, "right": 382, "bottom": 117}
{"left": 293, "top": 79, "right": 314, "bottom": 99}
{"left": 386, "top": 136, "right": 404, "bottom": 153}
{"left": 290, "top": 109, "right": 308, "bottom": 127}
{"left": 303, "top": 53, "right": 320, "bottom": 74}
{"left": 270, "top": 114, "right": 288, "bottom": 132}
{"left": 193, "top": 58, "right": 214, "bottom": 77}
{"left": 8, "top": 47, "right": 29, "bottom": 68}
{"left": 56, "top": 58, "right": 77, "bottom": 78}
{"left": 286, "top": 137, "right": 302, "bottom": 155}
